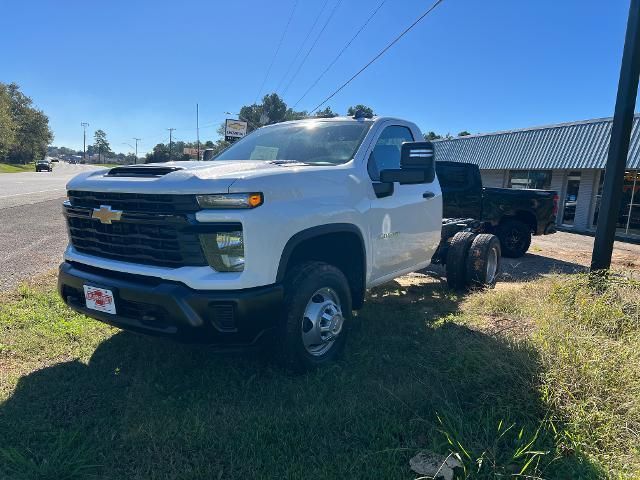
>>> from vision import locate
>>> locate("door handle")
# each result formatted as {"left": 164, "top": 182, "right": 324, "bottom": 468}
{"left": 422, "top": 191, "right": 435, "bottom": 199}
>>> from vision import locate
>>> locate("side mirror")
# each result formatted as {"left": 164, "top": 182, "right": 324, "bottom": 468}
{"left": 401, "top": 141, "right": 435, "bottom": 182}
{"left": 379, "top": 141, "right": 435, "bottom": 185}
{"left": 380, "top": 168, "right": 429, "bottom": 184}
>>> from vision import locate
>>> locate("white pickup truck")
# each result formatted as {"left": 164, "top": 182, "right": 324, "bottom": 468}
{"left": 59, "top": 115, "right": 500, "bottom": 370}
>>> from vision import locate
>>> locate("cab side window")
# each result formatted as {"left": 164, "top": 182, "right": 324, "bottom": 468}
{"left": 367, "top": 125, "right": 414, "bottom": 181}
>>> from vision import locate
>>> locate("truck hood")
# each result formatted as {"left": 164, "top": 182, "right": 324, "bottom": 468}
{"left": 66, "top": 160, "right": 297, "bottom": 194}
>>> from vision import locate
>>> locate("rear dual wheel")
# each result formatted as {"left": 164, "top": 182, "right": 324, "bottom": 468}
{"left": 446, "top": 232, "right": 501, "bottom": 290}
{"left": 466, "top": 234, "right": 501, "bottom": 289}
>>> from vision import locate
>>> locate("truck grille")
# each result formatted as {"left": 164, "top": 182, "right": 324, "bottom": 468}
{"left": 64, "top": 204, "right": 208, "bottom": 268}
{"left": 67, "top": 190, "right": 199, "bottom": 214}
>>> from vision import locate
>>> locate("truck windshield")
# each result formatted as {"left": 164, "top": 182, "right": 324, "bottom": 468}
{"left": 214, "top": 120, "right": 372, "bottom": 165}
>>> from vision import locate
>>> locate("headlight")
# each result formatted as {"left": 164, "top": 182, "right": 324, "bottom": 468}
{"left": 200, "top": 230, "right": 245, "bottom": 272}
{"left": 197, "top": 193, "right": 263, "bottom": 209}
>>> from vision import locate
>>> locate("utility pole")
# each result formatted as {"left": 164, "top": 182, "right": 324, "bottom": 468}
{"left": 167, "top": 128, "right": 175, "bottom": 160}
{"left": 196, "top": 103, "right": 200, "bottom": 161}
{"left": 133, "top": 138, "right": 141, "bottom": 164}
{"left": 81, "top": 122, "right": 89, "bottom": 161}
{"left": 591, "top": 0, "right": 640, "bottom": 271}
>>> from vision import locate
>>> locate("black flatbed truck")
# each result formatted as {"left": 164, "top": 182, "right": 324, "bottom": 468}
{"left": 436, "top": 161, "right": 558, "bottom": 257}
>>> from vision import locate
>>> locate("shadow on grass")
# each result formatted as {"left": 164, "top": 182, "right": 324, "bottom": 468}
{"left": 419, "top": 253, "right": 588, "bottom": 286}
{"left": 500, "top": 253, "right": 587, "bottom": 282}
{"left": 0, "top": 278, "right": 604, "bottom": 479}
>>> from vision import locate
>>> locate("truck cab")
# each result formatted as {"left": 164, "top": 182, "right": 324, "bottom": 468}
{"left": 58, "top": 116, "right": 447, "bottom": 369}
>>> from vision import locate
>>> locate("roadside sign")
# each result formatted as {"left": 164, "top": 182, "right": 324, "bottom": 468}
{"left": 225, "top": 119, "right": 248, "bottom": 142}
{"left": 183, "top": 147, "right": 199, "bottom": 157}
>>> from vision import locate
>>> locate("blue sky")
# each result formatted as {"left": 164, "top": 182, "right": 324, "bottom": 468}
{"left": 0, "top": 0, "right": 632, "bottom": 155}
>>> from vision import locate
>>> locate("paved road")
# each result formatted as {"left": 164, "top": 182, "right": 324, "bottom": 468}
{"left": 0, "top": 163, "right": 103, "bottom": 290}
{"left": 0, "top": 163, "right": 103, "bottom": 209}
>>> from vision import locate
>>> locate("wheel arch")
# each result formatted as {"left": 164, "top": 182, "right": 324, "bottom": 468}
{"left": 276, "top": 224, "right": 367, "bottom": 309}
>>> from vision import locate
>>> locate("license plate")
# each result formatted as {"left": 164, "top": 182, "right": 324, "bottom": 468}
{"left": 83, "top": 285, "right": 116, "bottom": 315}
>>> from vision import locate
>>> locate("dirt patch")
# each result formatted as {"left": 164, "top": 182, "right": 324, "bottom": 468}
{"left": 500, "top": 231, "right": 640, "bottom": 282}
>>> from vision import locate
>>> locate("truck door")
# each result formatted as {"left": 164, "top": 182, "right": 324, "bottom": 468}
{"left": 366, "top": 124, "right": 442, "bottom": 282}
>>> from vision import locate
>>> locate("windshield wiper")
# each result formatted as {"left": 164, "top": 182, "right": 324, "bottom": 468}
{"left": 269, "top": 159, "right": 335, "bottom": 166}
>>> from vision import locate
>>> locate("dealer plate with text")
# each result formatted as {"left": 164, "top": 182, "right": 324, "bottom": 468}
{"left": 83, "top": 285, "right": 116, "bottom": 315}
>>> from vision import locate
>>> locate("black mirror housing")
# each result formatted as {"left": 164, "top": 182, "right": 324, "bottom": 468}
{"left": 379, "top": 168, "right": 429, "bottom": 184}
{"left": 378, "top": 141, "right": 435, "bottom": 185}
{"left": 400, "top": 141, "right": 434, "bottom": 168}
{"left": 400, "top": 141, "right": 435, "bottom": 183}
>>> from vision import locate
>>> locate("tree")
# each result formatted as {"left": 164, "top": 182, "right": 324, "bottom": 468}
{"left": 238, "top": 93, "right": 287, "bottom": 132}
{"left": 424, "top": 131, "right": 442, "bottom": 141}
{"left": 1, "top": 83, "right": 53, "bottom": 164}
{"left": 0, "top": 86, "right": 16, "bottom": 160}
{"left": 145, "top": 143, "right": 170, "bottom": 163}
{"left": 48, "top": 145, "right": 77, "bottom": 156}
{"left": 93, "top": 129, "right": 111, "bottom": 162}
{"left": 346, "top": 104, "right": 375, "bottom": 118}
{"left": 209, "top": 139, "right": 231, "bottom": 157}
{"left": 458, "top": 131, "right": 471, "bottom": 137}
{"left": 237, "top": 93, "right": 307, "bottom": 133}
{"left": 314, "top": 106, "right": 337, "bottom": 118}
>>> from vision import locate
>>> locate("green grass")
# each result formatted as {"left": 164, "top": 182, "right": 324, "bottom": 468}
{"left": 0, "top": 163, "right": 34, "bottom": 173}
{"left": 461, "top": 274, "right": 640, "bottom": 478}
{"left": 0, "top": 272, "right": 637, "bottom": 479}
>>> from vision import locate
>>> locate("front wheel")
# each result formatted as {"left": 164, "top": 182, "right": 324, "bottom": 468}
{"left": 279, "top": 261, "right": 351, "bottom": 371}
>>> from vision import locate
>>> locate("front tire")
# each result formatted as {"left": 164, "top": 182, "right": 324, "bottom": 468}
{"left": 279, "top": 261, "right": 351, "bottom": 371}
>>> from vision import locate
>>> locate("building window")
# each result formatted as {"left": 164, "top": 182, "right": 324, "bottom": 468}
{"left": 592, "top": 170, "right": 640, "bottom": 237}
{"left": 508, "top": 170, "right": 552, "bottom": 190}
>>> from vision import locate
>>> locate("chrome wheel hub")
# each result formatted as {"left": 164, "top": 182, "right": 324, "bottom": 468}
{"left": 486, "top": 247, "right": 498, "bottom": 284}
{"left": 301, "top": 287, "right": 343, "bottom": 356}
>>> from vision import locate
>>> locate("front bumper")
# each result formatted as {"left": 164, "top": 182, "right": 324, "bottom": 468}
{"left": 58, "top": 261, "right": 283, "bottom": 345}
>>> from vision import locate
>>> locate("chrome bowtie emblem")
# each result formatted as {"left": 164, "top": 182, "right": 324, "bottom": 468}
{"left": 92, "top": 205, "right": 123, "bottom": 224}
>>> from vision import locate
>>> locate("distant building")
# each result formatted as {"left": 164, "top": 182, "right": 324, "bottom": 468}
{"left": 433, "top": 115, "right": 640, "bottom": 239}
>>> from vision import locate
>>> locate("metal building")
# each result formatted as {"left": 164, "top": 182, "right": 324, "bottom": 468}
{"left": 433, "top": 115, "right": 640, "bottom": 239}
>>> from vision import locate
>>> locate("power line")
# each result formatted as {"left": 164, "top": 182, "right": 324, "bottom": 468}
{"left": 292, "top": 0, "right": 386, "bottom": 109}
{"left": 281, "top": 0, "right": 343, "bottom": 98}
{"left": 274, "top": 0, "right": 330, "bottom": 94}
{"left": 253, "top": 0, "right": 299, "bottom": 104}
{"left": 309, "top": 0, "right": 445, "bottom": 114}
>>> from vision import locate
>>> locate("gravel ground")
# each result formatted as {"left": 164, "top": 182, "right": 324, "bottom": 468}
{"left": 0, "top": 164, "right": 102, "bottom": 291}
{"left": 0, "top": 199, "right": 68, "bottom": 291}
{"left": 500, "top": 231, "right": 640, "bottom": 281}
{"left": 416, "top": 230, "right": 640, "bottom": 286}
